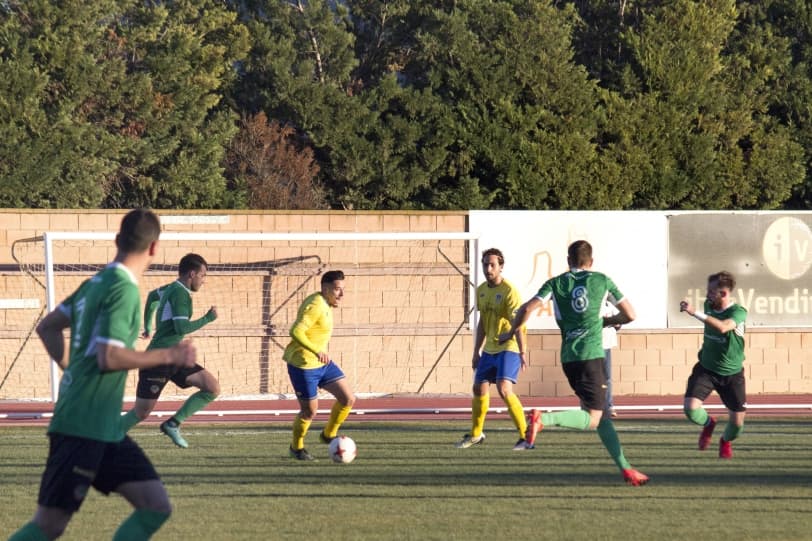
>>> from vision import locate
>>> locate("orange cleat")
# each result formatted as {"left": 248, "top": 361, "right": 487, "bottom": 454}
{"left": 622, "top": 468, "right": 650, "bottom": 486}
{"left": 719, "top": 437, "right": 733, "bottom": 459}
{"left": 525, "top": 409, "right": 543, "bottom": 446}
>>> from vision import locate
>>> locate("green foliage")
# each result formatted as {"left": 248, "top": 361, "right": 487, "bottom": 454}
{"left": 1, "top": 0, "right": 811, "bottom": 209}
{"left": 0, "top": 0, "right": 249, "bottom": 209}
{"left": 598, "top": 0, "right": 805, "bottom": 209}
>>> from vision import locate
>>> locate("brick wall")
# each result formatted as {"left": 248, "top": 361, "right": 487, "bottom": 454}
{"left": 0, "top": 209, "right": 809, "bottom": 400}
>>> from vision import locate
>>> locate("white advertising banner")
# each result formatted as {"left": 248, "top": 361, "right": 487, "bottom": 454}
{"left": 469, "top": 210, "right": 668, "bottom": 329}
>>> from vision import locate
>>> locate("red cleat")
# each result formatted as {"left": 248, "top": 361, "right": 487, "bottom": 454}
{"left": 622, "top": 468, "right": 650, "bottom": 486}
{"left": 698, "top": 416, "right": 717, "bottom": 451}
{"left": 719, "top": 437, "right": 733, "bottom": 459}
{"left": 525, "top": 409, "right": 543, "bottom": 446}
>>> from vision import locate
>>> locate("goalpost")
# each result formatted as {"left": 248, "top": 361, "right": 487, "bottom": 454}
{"left": 0, "top": 231, "right": 480, "bottom": 403}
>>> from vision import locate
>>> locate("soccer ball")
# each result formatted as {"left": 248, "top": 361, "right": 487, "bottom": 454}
{"left": 328, "top": 435, "right": 357, "bottom": 464}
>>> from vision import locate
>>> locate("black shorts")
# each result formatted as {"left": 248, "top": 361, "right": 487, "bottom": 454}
{"left": 685, "top": 362, "right": 747, "bottom": 412}
{"left": 562, "top": 358, "right": 607, "bottom": 412}
{"left": 136, "top": 363, "right": 204, "bottom": 399}
{"left": 38, "top": 434, "right": 160, "bottom": 512}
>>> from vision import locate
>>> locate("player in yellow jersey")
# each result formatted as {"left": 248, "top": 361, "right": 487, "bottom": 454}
{"left": 284, "top": 270, "right": 356, "bottom": 461}
{"left": 455, "top": 248, "right": 531, "bottom": 450}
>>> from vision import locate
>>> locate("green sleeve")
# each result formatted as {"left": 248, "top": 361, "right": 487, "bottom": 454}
{"left": 172, "top": 309, "right": 216, "bottom": 336}
{"left": 536, "top": 279, "right": 553, "bottom": 301}
{"left": 143, "top": 288, "right": 160, "bottom": 335}
{"left": 166, "top": 286, "right": 215, "bottom": 337}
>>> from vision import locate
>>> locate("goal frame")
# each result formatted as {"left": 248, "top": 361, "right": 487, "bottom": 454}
{"left": 40, "top": 230, "right": 481, "bottom": 401}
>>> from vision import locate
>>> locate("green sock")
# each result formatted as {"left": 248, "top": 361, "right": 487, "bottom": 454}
{"left": 8, "top": 522, "right": 49, "bottom": 541}
{"left": 173, "top": 391, "right": 216, "bottom": 424}
{"left": 541, "top": 409, "right": 591, "bottom": 430}
{"left": 120, "top": 409, "right": 141, "bottom": 433}
{"left": 597, "top": 418, "right": 632, "bottom": 470}
{"left": 112, "top": 509, "right": 169, "bottom": 541}
{"left": 723, "top": 423, "right": 743, "bottom": 442}
{"left": 684, "top": 406, "right": 709, "bottom": 426}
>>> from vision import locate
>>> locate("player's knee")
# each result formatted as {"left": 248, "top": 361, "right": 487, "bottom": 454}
{"left": 134, "top": 405, "right": 153, "bottom": 421}
{"left": 153, "top": 501, "right": 173, "bottom": 516}
{"left": 40, "top": 520, "right": 69, "bottom": 539}
{"left": 299, "top": 407, "right": 316, "bottom": 419}
{"left": 682, "top": 404, "right": 694, "bottom": 418}
{"left": 343, "top": 394, "right": 356, "bottom": 408}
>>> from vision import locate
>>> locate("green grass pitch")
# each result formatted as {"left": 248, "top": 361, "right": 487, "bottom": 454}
{"left": 1, "top": 418, "right": 810, "bottom": 540}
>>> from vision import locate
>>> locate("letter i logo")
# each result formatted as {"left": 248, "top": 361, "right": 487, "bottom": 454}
{"left": 762, "top": 217, "right": 812, "bottom": 280}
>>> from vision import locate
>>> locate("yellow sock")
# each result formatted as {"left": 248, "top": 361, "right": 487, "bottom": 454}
{"left": 504, "top": 393, "right": 528, "bottom": 439}
{"left": 471, "top": 394, "right": 489, "bottom": 438}
{"left": 324, "top": 402, "right": 352, "bottom": 438}
{"left": 292, "top": 414, "right": 312, "bottom": 450}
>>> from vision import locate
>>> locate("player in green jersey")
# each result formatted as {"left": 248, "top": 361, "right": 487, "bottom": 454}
{"left": 501, "top": 240, "right": 649, "bottom": 486}
{"left": 679, "top": 271, "right": 748, "bottom": 459}
{"left": 455, "top": 248, "right": 531, "bottom": 451}
{"left": 284, "top": 270, "right": 356, "bottom": 461}
{"left": 9, "top": 209, "right": 196, "bottom": 541}
{"left": 119, "top": 253, "right": 219, "bottom": 449}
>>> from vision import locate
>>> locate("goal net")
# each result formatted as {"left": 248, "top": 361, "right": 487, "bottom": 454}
{"left": 0, "top": 232, "right": 478, "bottom": 402}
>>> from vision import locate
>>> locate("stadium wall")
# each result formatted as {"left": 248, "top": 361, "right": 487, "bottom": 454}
{"left": 0, "top": 209, "right": 810, "bottom": 401}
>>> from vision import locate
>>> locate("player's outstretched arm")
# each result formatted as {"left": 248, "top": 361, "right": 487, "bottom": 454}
{"left": 36, "top": 309, "right": 71, "bottom": 370}
{"left": 97, "top": 340, "right": 197, "bottom": 372}
{"left": 680, "top": 300, "right": 736, "bottom": 333}
{"left": 173, "top": 306, "right": 217, "bottom": 336}
{"left": 499, "top": 297, "right": 542, "bottom": 344}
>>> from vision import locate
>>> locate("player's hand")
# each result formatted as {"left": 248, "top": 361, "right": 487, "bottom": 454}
{"left": 471, "top": 351, "right": 480, "bottom": 370}
{"left": 208, "top": 306, "right": 218, "bottom": 321}
{"left": 170, "top": 340, "right": 197, "bottom": 368}
{"left": 317, "top": 351, "right": 329, "bottom": 364}
{"left": 680, "top": 300, "right": 693, "bottom": 314}
{"left": 520, "top": 351, "right": 528, "bottom": 371}
{"left": 497, "top": 331, "right": 513, "bottom": 344}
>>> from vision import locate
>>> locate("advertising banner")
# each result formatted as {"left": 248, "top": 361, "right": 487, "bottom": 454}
{"left": 669, "top": 213, "right": 812, "bottom": 327}
{"left": 469, "top": 211, "right": 668, "bottom": 329}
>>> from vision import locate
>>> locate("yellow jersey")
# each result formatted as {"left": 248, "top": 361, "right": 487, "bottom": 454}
{"left": 283, "top": 292, "right": 333, "bottom": 369}
{"left": 477, "top": 278, "right": 522, "bottom": 354}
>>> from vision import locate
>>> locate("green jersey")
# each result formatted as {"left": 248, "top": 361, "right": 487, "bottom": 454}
{"left": 536, "top": 270, "right": 624, "bottom": 363}
{"left": 699, "top": 300, "right": 747, "bottom": 376}
{"left": 49, "top": 263, "right": 141, "bottom": 442}
{"left": 144, "top": 280, "right": 214, "bottom": 350}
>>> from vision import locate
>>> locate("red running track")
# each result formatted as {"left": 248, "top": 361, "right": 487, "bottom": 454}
{"left": 2, "top": 394, "right": 811, "bottom": 426}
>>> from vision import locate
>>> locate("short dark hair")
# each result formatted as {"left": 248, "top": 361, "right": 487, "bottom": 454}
{"left": 567, "top": 240, "right": 592, "bottom": 268}
{"left": 115, "top": 209, "right": 161, "bottom": 253}
{"left": 709, "top": 270, "right": 736, "bottom": 290}
{"left": 321, "top": 270, "right": 345, "bottom": 285}
{"left": 179, "top": 253, "right": 208, "bottom": 275}
{"left": 481, "top": 247, "right": 504, "bottom": 266}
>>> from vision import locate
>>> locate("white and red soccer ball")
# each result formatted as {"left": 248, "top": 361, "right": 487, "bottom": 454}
{"left": 328, "top": 435, "right": 357, "bottom": 464}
